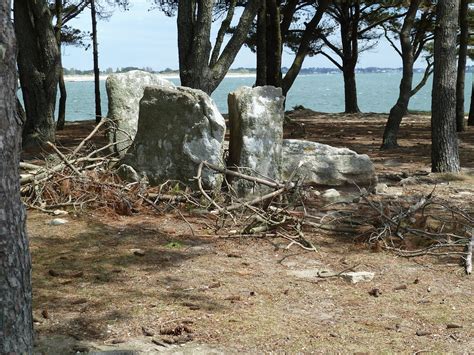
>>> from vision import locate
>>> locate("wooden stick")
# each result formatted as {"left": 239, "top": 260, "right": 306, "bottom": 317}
{"left": 20, "top": 162, "right": 42, "bottom": 171}
{"left": 72, "top": 118, "right": 109, "bottom": 155}
{"left": 202, "top": 161, "right": 288, "bottom": 189}
{"left": 212, "top": 187, "right": 287, "bottom": 214}
{"left": 196, "top": 162, "right": 224, "bottom": 213}
{"left": 466, "top": 232, "right": 473, "bottom": 275}
{"left": 46, "top": 141, "right": 82, "bottom": 176}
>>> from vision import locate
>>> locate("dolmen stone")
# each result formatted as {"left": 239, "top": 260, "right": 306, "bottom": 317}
{"left": 281, "top": 139, "right": 376, "bottom": 186}
{"left": 227, "top": 86, "right": 285, "bottom": 196}
{"left": 106, "top": 70, "right": 175, "bottom": 157}
{"left": 119, "top": 86, "right": 226, "bottom": 190}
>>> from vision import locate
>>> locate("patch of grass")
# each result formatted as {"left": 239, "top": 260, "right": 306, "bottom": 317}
{"left": 165, "top": 241, "right": 184, "bottom": 249}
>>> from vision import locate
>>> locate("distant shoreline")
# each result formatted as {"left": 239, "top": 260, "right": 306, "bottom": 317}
{"left": 64, "top": 72, "right": 257, "bottom": 82}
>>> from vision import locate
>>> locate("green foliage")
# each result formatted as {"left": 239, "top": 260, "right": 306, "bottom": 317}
{"left": 165, "top": 241, "right": 183, "bottom": 249}
{"left": 61, "top": 25, "right": 90, "bottom": 48}
{"left": 383, "top": 1, "right": 436, "bottom": 61}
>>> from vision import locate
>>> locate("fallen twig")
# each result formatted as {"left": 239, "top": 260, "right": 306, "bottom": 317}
{"left": 46, "top": 141, "right": 82, "bottom": 176}
{"left": 466, "top": 233, "right": 473, "bottom": 275}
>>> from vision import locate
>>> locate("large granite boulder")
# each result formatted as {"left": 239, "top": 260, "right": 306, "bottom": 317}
{"left": 120, "top": 86, "right": 226, "bottom": 190}
{"left": 227, "top": 86, "right": 285, "bottom": 196}
{"left": 106, "top": 70, "right": 175, "bottom": 156}
{"left": 281, "top": 139, "right": 376, "bottom": 186}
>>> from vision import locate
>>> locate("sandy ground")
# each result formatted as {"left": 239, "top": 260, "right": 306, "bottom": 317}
{"left": 29, "top": 111, "right": 474, "bottom": 354}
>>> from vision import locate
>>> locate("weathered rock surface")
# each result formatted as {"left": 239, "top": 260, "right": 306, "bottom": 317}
{"left": 117, "top": 164, "right": 141, "bottom": 183}
{"left": 106, "top": 70, "right": 175, "bottom": 156}
{"left": 281, "top": 139, "right": 376, "bottom": 186}
{"left": 120, "top": 86, "right": 225, "bottom": 190}
{"left": 227, "top": 86, "right": 285, "bottom": 196}
{"left": 321, "top": 188, "right": 341, "bottom": 200}
{"left": 341, "top": 271, "right": 375, "bottom": 284}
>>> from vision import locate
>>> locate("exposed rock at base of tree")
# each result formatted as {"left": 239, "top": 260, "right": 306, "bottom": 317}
{"left": 119, "top": 86, "right": 226, "bottom": 190}
{"left": 106, "top": 70, "right": 175, "bottom": 157}
{"left": 281, "top": 139, "right": 377, "bottom": 187}
{"left": 117, "top": 164, "right": 141, "bottom": 183}
{"left": 227, "top": 86, "right": 285, "bottom": 197}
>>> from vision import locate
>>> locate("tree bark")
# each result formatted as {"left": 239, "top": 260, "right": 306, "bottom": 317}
{"left": 456, "top": 0, "right": 468, "bottom": 132}
{"left": 91, "top": 0, "right": 102, "bottom": 123}
{"left": 15, "top": 0, "right": 60, "bottom": 146}
{"left": 342, "top": 63, "right": 360, "bottom": 113}
{"left": 16, "top": 97, "right": 26, "bottom": 126}
{"left": 468, "top": 81, "right": 474, "bottom": 126}
{"left": 265, "top": 0, "right": 282, "bottom": 87}
{"left": 340, "top": 2, "right": 360, "bottom": 114}
{"left": 55, "top": 0, "right": 67, "bottom": 130}
{"left": 57, "top": 70, "right": 68, "bottom": 129}
{"left": 0, "top": 0, "right": 34, "bottom": 352}
{"left": 431, "top": 0, "right": 460, "bottom": 173}
{"left": 178, "top": 0, "right": 261, "bottom": 94}
{"left": 281, "top": 0, "right": 329, "bottom": 96}
{"left": 381, "top": 0, "right": 421, "bottom": 149}
{"left": 255, "top": 1, "right": 267, "bottom": 86}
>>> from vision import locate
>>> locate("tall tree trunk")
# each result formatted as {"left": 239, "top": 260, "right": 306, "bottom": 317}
{"left": 456, "top": 0, "right": 468, "bottom": 132}
{"left": 381, "top": 0, "right": 420, "bottom": 149}
{"left": 15, "top": 0, "right": 60, "bottom": 146}
{"left": 265, "top": 0, "right": 282, "bottom": 87}
{"left": 281, "top": 0, "right": 329, "bottom": 96}
{"left": 431, "top": 0, "right": 460, "bottom": 173}
{"left": 0, "top": 0, "right": 34, "bottom": 352}
{"left": 57, "top": 70, "right": 67, "bottom": 129}
{"left": 255, "top": 2, "right": 267, "bottom": 86}
{"left": 16, "top": 97, "right": 26, "bottom": 126}
{"left": 178, "top": 0, "right": 213, "bottom": 93}
{"left": 342, "top": 64, "right": 360, "bottom": 113}
{"left": 55, "top": 0, "right": 67, "bottom": 130}
{"left": 91, "top": 0, "right": 102, "bottom": 123}
{"left": 468, "top": 80, "right": 474, "bottom": 126}
{"left": 340, "top": 3, "right": 360, "bottom": 114}
{"left": 177, "top": 0, "right": 260, "bottom": 94}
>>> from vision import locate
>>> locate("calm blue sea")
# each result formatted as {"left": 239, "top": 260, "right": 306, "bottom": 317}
{"left": 41, "top": 72, "right": 473, "bottom": 121}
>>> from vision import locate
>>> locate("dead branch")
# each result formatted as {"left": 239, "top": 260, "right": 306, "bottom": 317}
{"left": 72, "top": 118, "right": 109, "bottom": 156}
{"left": 466, "top": 233, "right": 473, "bottom": 275}
{"left": 196, "top": 161, "right": 224, "bottom": 213}
{"left": 214, "top": 187, "right": 287, "bottom": 214}
{"left": 202, "top": 161, "right": 288, "bottom": 189}
{"left": 46, "top": 141, "right": 82, "bottom": 176}
{"left": 20, "top": 162, "right": 42, "bottom": 171}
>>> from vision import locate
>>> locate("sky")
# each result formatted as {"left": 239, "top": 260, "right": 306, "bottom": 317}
{"left": 62, "top": 0, "right": 411, "bottom": 71}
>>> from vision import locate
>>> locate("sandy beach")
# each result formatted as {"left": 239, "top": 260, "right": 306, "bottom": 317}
{"left": 64, "top": 72, "right": 256, "bottom": 82}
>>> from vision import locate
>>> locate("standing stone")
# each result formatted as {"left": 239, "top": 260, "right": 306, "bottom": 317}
{"left": 120, "top": 86, "right": 226, "bottom": 190}
{"left": 281, "top": 139, "right": 377, "bottom": 186}
{"left": 106, "top": 70, "right": 175, "bottom": 156}
{"left": 228, "top": 86, "right": 285, "bottom": 197}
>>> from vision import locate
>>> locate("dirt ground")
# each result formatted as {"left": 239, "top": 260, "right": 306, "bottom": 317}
{"left": 30, "top": 112, "right": 474, "bottom": 353}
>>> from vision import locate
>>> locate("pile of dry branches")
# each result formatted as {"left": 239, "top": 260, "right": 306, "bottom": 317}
{"left": 20, "top": 121, "right": 473, "bottom": 274}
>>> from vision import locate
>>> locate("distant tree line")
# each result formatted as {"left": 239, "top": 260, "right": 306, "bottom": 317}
{"left": 63, "top": 65, "right": 474, "bottom": 76}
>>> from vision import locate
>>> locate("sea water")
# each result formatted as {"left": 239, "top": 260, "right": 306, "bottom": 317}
{"left": 29, "top": 72, "right": 473, "bottom": 121}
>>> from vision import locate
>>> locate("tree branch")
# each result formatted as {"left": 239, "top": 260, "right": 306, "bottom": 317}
{"left": 319, "top": 32, "right": 343, "bottom": 59}
{"left": 410, "top": 56, "right": 433, "bottom": 97}
{"left": 210, "top": 0, "right": 237, "bottom": 67}
{"left": 383, "top": 25, "right": 402, "bottom": 57}
{"left": 319, "top": 50, "right": 343, "bottom": 70}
